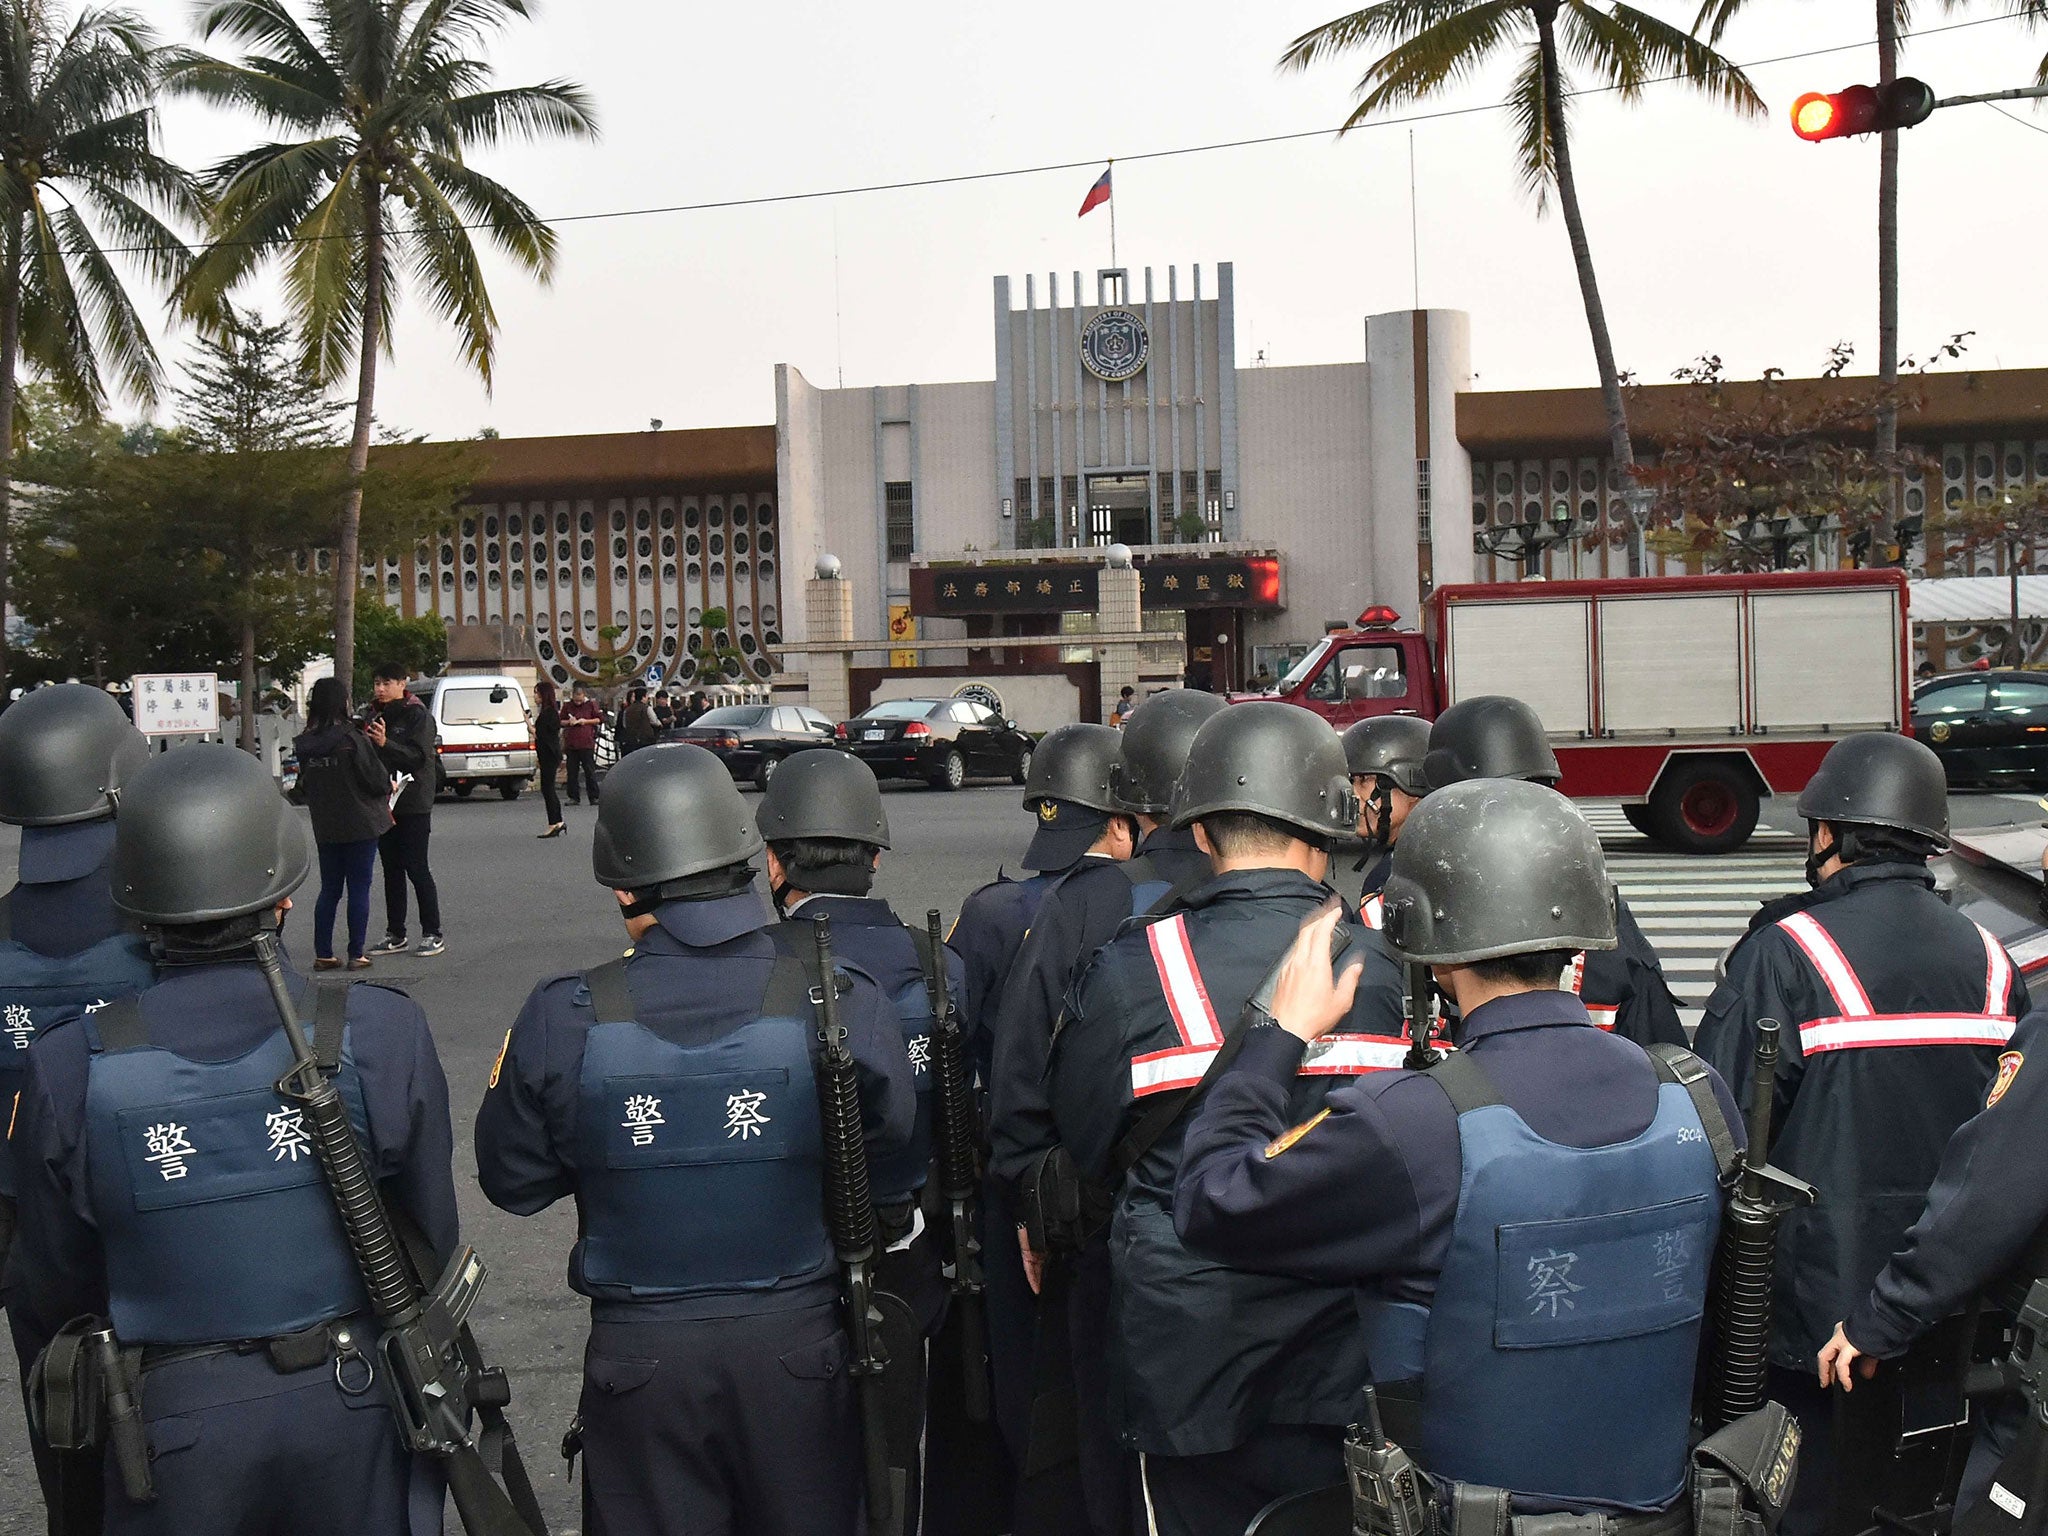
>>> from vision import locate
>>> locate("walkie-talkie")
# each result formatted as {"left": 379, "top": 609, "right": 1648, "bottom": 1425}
{"left": 1345, "top": 1386, "right": 1429, "bottom": 1536}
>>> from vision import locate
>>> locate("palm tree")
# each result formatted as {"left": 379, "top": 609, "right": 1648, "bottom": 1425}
{"left": 1283, "top": 0, "right": 1762, "bottom": 573}
{"left": 0, "top": 1, "right": 204, "bottom": 697}
{"left": 167, "top": 0, "right": 597, "bottom": 686}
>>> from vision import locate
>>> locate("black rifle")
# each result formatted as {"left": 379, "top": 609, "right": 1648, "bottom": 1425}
{"left": 810, "top": 916, "right": 897, "bottom": 1536}
{"left": 1401, "top": 962, "right": 1440, "bottom": 1072}
{"left": 922, "top": 908, "right": 990, "bottom": 1423}
{"left": 250, "top": 933, "right": 544, "bottom": 1536}
{"left": 1706, "top": 1018, "right": 1816, "bottom": 1430}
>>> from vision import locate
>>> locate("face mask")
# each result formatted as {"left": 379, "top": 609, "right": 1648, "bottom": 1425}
{"left": 1804, "top": 824, "right": 1839, "bottom": 888}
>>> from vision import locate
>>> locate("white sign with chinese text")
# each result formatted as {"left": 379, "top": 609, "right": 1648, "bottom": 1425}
{"left": 130, "top": 674, "right": 219, "bottom": 736}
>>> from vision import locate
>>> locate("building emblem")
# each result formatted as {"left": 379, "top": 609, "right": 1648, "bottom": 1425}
{"left": 954, "top": 682, "right": 1005, "bottom": 717}
{"left": 1080, "top": 308, "right": 1149, "bottom": 383}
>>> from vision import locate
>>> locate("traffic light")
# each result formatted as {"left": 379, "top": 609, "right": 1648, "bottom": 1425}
{"left": 1791, "top": 78, "right": 1937, "bottom": 140}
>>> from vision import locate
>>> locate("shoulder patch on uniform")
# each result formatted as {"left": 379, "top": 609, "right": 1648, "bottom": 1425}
{"left": 488, "top": 1029, "right": 513, "bottom": 1091}
{"left": 1988, "top": 1050, "right": 2024, "bottom": 1109}
{"left": 1264, "top": 1107, "right": 1330, "bottom": 1159}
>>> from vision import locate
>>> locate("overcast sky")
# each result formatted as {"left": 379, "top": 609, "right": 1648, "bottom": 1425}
{"left": 120, "top": 0, "right": 2048, "bottom": 442}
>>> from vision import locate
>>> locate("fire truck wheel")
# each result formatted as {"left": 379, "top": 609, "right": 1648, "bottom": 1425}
{"left": 1649, "top": 759, "right": 1759, "bottom": 855}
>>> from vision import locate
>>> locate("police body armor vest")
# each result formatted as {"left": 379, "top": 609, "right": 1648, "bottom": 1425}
{"left": 84, "top": 988, "right": 370, "bottom": 1346}
{"left": 0, "top": 895, "right": 155, "bottom": 1197}
{"left": 1357, "top": 1049, "right": 1723, "bottom": 1512}
{"left": 574, "top": 930, "right": 831, "bottom": 1296}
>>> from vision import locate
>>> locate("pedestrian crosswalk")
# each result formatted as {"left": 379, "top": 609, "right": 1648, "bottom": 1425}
{"left": 1575, "top": 802, "right": 1808, "bottom": 1033}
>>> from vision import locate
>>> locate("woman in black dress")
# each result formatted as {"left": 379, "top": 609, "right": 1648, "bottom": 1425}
{"left": 534, "top": 678, "right": 565, "bottom": 838}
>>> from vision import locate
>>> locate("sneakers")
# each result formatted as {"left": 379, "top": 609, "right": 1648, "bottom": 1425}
{"left": 415, "top": 935, "right": 446, "bottom": 958}
{"left": 368, "top": 934, "right": 409, "bottom": 957}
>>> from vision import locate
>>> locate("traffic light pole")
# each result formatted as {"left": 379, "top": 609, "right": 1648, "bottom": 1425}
{"left": 1935, "top": 83, "right": 2048, "bottom": 109}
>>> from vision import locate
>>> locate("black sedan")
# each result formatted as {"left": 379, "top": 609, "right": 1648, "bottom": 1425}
{"left": 662, "top": 703, "right": 840, "bottom": 789}
{"left": 837, "top": 698, "right": 1035, "bottom": 790}
{"left": 1912, "top": 669, "right": 2048, "bottom": 788}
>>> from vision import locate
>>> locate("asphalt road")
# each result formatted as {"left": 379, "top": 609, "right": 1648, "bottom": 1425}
{"left": 0, "top": 777, "right": 2038, "bottom": 1533}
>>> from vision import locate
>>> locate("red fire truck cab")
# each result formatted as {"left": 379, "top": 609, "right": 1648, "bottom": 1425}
{"left": 1237, "top": 569, "right": 1912, "bottom": 854}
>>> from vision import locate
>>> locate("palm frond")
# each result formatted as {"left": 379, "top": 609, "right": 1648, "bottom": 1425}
{"left": 181, "top": 136, "right": 350, "bottom": 319}
{"left": 72, "top": 176, "right": 192, "bottom": 291}
{"left": 18, "top": 195, "right": 105, "bottom": 411}
{"left": 160, "top": 50, "right": 341, "bottom": 131}
{"left": 280, "top": 164, "right": 366, "bottom": 386}
{"left": 1583, "top": 3, "right": 1762, "bottom": 113}
{"left": 51, "top": 201, "right": 162, "bottom": 405}
{"left": 1280, "top": 0, "right": 1479, "bottom": 72}
{"left": 1338, "top": 0, "right": 1526, "bottom": 126}
{"left": 415, "top": 148, "right": 553, "bottom": 273}
{"left": 1506, "top": 40, "right": 1560, "bottom": 207}
{"left": 393, "top": 159, "right": 493, "bottom": 384}
{"left": 433, "top": 80, "right": 598, "bottom": 150}
{"left": 191, "top": 0, "right": 338, "bottom": 90}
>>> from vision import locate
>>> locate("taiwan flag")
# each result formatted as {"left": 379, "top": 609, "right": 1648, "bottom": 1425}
{"left": 1077, "top": 167, "right": 1112, "bottom": 218}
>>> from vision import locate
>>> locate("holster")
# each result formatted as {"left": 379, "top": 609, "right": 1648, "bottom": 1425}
{"left": 1691, "top": 1402, "right": 1801, "bottom": 1536}
{"left": 1430, "top": 1488, "right": 1692, "bottom": 1536}
{"left": 28, "top": 1317, "right": 154, "bottom": 1505}
{"left": 1020, "top": 1146, "right": 1112, "bottom": 1257}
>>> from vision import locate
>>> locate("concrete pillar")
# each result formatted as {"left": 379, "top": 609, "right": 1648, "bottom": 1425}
{"left": 805, "top": 555, "right": 855, "bottom": 722}
{"left": 1096, "top": 547, "right": 1141, "bottom": 723}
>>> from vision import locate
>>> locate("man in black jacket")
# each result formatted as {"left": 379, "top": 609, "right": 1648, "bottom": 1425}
{"left": 364, "top": 664, "right": 446, "bottom": 959}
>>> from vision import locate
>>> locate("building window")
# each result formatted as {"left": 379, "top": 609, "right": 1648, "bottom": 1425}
{"left": 1062, "top": 476, "right": 1081, "bottom": 546}
{"left": 885, "top": 481, "right": 914, "bottom": 560}
{"left": 1205, "top": 471, "right": 1223, "bottom": 539}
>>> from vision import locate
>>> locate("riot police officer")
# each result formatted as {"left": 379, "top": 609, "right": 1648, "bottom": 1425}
{"left": 990, "top": 705, "right": 1222, "bottom": 1535}
{"left": 1045, "top": 703, "right": 1406, "bottom": 1536}
{"left": 1424, "top": 695, "right": 1685, "bottom": 1047}
{"left": 1340, "top": 714, "right": 1429, "bottom": 925}
{"left": 756, "top": 747, "right": 969, "bottom": 1523}
{"left": 957, "top": 721, "right": 1132, "bottom": 1466}
{"left": 1173, "top": 779, "right": 1746, "bottom": 1532}
{"left": 1698, "top": 730, "right": 2027, "bottom": 1536}
{"left": 9, "top": 744, "right": 459, "bottom": 1535}
{"left": 474, "top": 744, "right": 915, "bottom": 1536}
{"left": 1817, "top": 997, "right": 2048, "bottom": 1521}
{"left": 0, "top": 686, "right": 154, "bottom": 1528}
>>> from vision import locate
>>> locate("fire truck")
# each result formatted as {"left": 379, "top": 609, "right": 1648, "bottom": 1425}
{"left": 1238, "top": 569, "right": 1912, "bottom": 853}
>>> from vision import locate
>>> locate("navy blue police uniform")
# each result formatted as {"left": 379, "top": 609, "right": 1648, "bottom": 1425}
{"left": 474, "top": 884, "right": 916, "bottom": 1536}
{"left": 1046, "top": 869, "right": 1409, "bottom": 1536}
{"left": 985, "top": 829, "right": 1211, "bottom": 1536}
{"left": 1696, "top": 859, "right": 2027, "bottom": 1534}
{"left": 8, "top": 954, "right": 458, "bottom": 1536}
{"left": 1173, "top": 988, "right": 1744, "bottom": 1523}
{"left": 1838, "top": 1006, "right": 2048, "bottom": 1517}
{"left": 1359, "top": 866, "right": 1682, "bottom": 1049}
{"left": 950, "top": 860, "right": 1070, "bottom": 1464}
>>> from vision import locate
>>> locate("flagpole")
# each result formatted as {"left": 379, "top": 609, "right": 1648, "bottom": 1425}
{"left": 1108, "top": 159, "right": 1117, "bottom": 270}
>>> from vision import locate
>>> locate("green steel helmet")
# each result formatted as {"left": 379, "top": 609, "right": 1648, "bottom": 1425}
{"left": 593, "top": 744, "right": 762, "bottom": 890}
{"left": 1169, "top": 702, "right": 1359, "bottom": 843}
{"left": 756, "top": 748, "right": 890, "bottom": 848}
{"left": 1024, "top": 723, "right": 1121, "bottom": 815}
{"left": 1341, "top": 715, "right": 1432, "bottom": 798}
{"left": 1795, "top": 731, "right": 1949, "bottom": 847}
{"left": 0, "top": 684, "right": 150, "bottom": 826}
{"left": 1381, "top": 778, "right": 1616, "bottom": 965}
{"left": 1423, "top": 695, "right": 1561, "bottom": 790}
{"left": 112, "top": 744, "right": 309, "bottom": 924}
{"left": 1112, "top": 689, "right": 1228, "bottom": 816}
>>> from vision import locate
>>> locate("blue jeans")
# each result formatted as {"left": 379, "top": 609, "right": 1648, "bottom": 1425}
{"left": 316, "top": 838, "right": 380, "bottom": 960}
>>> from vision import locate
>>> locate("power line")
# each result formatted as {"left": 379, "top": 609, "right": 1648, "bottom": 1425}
{"left": 1987, "top": 100, "right": 2048, "bottom": 134}
{"left": 77, "top": 9, "right": 2039, "bottom": 258}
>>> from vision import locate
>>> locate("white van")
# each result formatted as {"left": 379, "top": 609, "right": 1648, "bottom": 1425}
{"left": 407, "top": 675, "right": 536, "bottom": 800}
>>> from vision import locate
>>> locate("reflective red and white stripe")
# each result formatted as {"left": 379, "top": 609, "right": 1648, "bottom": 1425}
{"left": 1777, "top": 910, "right": 2016, "bottom": 1055}
{"left": 1132, "top": 914, "right": 1416, "bottom": 1097}
{"left": 1359, "top": 893, "right": 1384, "bottom": 931}
{"left": 1566, "top": 953, "right": 1618, "bottom": 1032}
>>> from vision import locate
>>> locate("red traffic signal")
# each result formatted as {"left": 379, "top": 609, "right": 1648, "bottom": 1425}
{"left": 1791, "top": 78, "right": 1937, "bottom": 140}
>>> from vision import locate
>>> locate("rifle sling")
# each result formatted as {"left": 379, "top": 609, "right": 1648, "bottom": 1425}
{"left": 1646, "top": 1043, "right": 1743, "bottom": 1182}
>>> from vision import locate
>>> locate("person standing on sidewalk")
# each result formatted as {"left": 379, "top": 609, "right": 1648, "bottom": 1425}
{"left": 561, "top": 682, "right": 604, "bottom": 804}
{"left": 291, "top": 677, "right": 392, "bottom": 969}
{"left": 365, "top": 663, "right": 446, "bottom": 959}
{"left": 535, "top": 679, "right": 565, "bottom": 838}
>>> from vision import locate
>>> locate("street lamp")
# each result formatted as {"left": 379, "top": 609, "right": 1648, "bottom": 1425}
{"left": 1725, "top": 511, "right": 1835, "bottom": 570}
{"left": 1475, "top": 499, "right": 1576, "bottom": 575}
